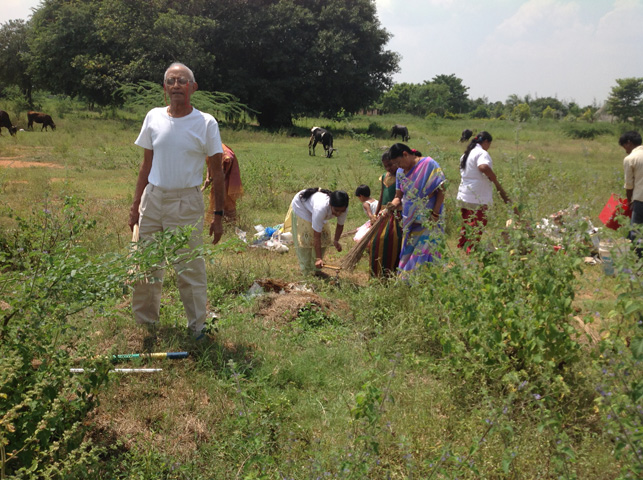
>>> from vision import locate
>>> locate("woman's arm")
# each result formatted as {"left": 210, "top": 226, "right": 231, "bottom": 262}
{"left": 334, "top": 224, "right": 344, "bottom": 252}
{"left": 431, "top": 185, "right": 445, "bottom": 220}
{"left": 478, "top": 164, "right": 511, "bottom": 204}
{"left": 390, "top": 189, "right": 403, "bottom": 208}
{"left": 314, "top": 231, "right": 324, "bottom": 268}
{"left": 375, "top": 177, "right": 385, "bottom": 215}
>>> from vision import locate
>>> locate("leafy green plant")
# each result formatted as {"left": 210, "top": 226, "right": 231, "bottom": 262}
{"left": 594, "top": 245, "right": 643, "bottom": 479}
{"left": 0, "top": 196, "right": 199, "bottom": 478}
{"left": 415, "top": 223, "right": 585, "bottom": 386}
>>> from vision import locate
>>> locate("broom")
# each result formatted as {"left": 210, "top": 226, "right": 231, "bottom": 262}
{"left": 340, "top": 205, "right": 394, "bottom": 271}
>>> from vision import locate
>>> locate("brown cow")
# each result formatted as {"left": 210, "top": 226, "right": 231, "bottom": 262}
{"left": 0, "top": 110, "right": 18, "bottom": 136}
{"left": 27, "top": 111, "right": 56, "bottom": 131}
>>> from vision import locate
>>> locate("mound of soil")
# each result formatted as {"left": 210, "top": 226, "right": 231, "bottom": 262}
{"left": 252, "top": 278, "right": 348, "bottom": 325}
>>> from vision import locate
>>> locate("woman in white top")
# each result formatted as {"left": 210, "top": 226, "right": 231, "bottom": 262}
{"left": 456, "top": 131, "right": 512, "bottom": 253}
{"left": 283, "top": 188, "right": 349, "bottom": 274}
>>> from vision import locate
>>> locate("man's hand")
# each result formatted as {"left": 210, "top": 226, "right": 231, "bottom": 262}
{"left": 315, "top": 258, "right": 324, "bottom": 269}
{"left": 128, "top": 206, "right": 139, "bottom": 232}
{"left": 333, "top": 240, "right": 342, "bottom": 252}
{"left": 210, "top": 218, "right": 223, "bottom": 245}
{"left": 200, "top": 177, "right": 212, "bottom": 192}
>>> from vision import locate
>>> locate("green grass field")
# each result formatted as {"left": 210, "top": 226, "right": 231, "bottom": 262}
{"left": 0, "top": 109, "right": 640, "bottom": 479}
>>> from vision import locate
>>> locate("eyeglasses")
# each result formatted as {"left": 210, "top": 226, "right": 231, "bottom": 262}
{"left": 165, "top": 77, "right": 190, "bottom": 86}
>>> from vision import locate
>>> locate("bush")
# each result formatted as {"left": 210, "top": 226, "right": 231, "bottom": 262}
{"left": 0, "top": 197, "right": 196, "bottom": 477}
{"left": 413, "top": 222, "right": 587, "bottom": 387}
{"left": 563, "top": 123, "right": 614, "bottom": 139}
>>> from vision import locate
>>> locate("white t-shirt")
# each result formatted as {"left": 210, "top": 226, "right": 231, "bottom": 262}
{"left": 457, "top": 144, "right": 493, "bottom": 205}
{"left": 291, "top": 190, "right": 348, "bottom": 232}
{"left": 366, "top": 199, "right": 379, "bottom": 215}
{"left": 135, "top": 107, "right": 223, "bottom": 189}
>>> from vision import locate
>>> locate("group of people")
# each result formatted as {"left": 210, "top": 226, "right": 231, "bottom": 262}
{"left": 285, "top": 132, "right": 515, "bottom": 279}
{"left": 128, "top": 62, "right": 642, "bottom": 340}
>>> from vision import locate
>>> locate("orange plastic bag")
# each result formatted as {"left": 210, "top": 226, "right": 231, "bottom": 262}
{"left": 599, "top": 194, "right": 631, "bottom": 230}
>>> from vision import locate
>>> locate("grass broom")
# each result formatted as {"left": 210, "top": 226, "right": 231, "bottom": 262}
{"left": 340, "top": 206, "right": 394, "bottom": 271}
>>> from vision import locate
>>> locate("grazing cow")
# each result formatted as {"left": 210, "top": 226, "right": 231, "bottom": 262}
{"left": 308, "top": 126, "right": 334, "bottom": 158}
{"left": 27, "top": 111, "right": 56, "bottom": 131}
{"left": 390, "top": 124, "right": 409, "bottom": 142}
{"left": 460, "top": 129, "right": 473, "bottom": 142}
{"left": 0, "top": 110, "right": 18, "bottom": 136}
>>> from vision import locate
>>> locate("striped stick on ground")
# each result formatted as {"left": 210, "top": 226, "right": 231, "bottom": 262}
{"left": 111, "top": 352, "right": 189, "bottom": 362}
{"left": 70, "top": 368, "right": 163, "bottom": 373}
{"left": 73, "top": 351, "right": 189, "bottom": 363}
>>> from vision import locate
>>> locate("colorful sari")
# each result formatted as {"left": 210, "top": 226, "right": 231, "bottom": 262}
{"left": 369, "top": 173, "right": 402, "bottom": 277}
{"left": 397, "top": 157, "right": 446, "bottom": 273}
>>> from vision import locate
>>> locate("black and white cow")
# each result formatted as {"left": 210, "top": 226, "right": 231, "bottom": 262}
{"left": 308, "top": 126, "right": 334, "bottom": 158}
{"left": 390, "top": 124, "right": 409, "bottom": 142}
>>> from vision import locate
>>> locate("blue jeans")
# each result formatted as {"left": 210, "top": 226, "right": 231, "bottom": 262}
{"left": 630, "top": 200, "right": 643, "bottom": 258}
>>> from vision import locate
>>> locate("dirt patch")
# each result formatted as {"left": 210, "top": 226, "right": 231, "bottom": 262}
{"left": 0, "top": 159, "right": 63, "bottom": 169}
{"left": 89, "top": 373, "right": 232, "bottom": 460}
{"left": 252, "top": 278, "right": 349, "bottom": 326}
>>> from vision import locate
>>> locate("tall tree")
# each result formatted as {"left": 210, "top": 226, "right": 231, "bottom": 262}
{"left": 431, "top": 74, "right": 470, "bottom": 114}
{"left": 0, "top": 20, "right": 33, "bottom": 105}
{"left": 204, "top": 0, "right": 399, "bottom": 126}
{"left": 28, "top": 0, "right": 215, "bottom": 108}
{"left": 607, "top": 77, "right": 643, "bottom": 124}
{"left": 529, "top": 97, "right": 567, "bottom": 118}
{"left": 24, "top": 0, "right": 398, "bottom": 125}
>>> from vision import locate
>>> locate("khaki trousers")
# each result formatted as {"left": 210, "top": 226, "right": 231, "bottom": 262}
{"left": 132, "top": 184, "right": 207, "bottom": 334}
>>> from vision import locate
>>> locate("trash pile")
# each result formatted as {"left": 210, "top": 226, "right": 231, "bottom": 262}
{"left": 534, "top": 204, "right": 599, "bottom": 254}
{"left": 235, "top": 224, "right": 293, "bottom": 253}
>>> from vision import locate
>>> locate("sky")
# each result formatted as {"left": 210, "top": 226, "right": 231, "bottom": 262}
{"left": 2, "top": 0, "right": 642, "bottom": 107}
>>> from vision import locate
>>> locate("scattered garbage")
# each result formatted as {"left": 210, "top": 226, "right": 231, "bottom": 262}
{"left": 535, "top": 204, "right": 599, "bottom": 254}
{"left": 245, "top": 281, "right": 265, "bottom": 298}
{"left": 598, "top": 239, "right": 630, "bottom": 276}
{"left": 244, "top": 278, "right": 314, "bottom": 299}
{"left": 236, "top": 223, "right": 292, "bottom": 252}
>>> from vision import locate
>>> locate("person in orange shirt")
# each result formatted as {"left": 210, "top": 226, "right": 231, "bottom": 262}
{"left": 208, "top": 143, "right": 243, "bottom": 223}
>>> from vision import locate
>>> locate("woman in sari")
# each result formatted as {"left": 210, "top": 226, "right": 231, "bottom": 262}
{"left": 388, "top": 143, "right": 446, "bottom": 274}
{"left": 369, "top": 151, "right": 403, "bottom": 277}
{"left": 283, "top": 188, "right": 349, "bottom": 275}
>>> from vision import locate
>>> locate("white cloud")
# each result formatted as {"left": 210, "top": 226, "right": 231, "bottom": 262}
{"left": 0, "top": 0, "right": 39, "bottom": 24}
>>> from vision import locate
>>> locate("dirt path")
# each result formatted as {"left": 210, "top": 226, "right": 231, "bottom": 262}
{"left": 0, "top": 159, "right": 63, "bottom": 169}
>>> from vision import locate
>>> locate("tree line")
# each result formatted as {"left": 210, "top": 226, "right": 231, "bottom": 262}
{"left": 0, "top": 0, "right": 398, "bottom": 127}
{"left": 376, "top": 75, "right": 643, "bottom": 125}
{"left": 1, "top": 0, "right": 641, "bottom": 127}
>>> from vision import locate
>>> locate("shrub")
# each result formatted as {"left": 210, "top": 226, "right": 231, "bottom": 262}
{"left": 413, "top": 222, "right": 587, "bottom": 388}
{"left": 563, "top": 123, "right": 614, "bottom": 139}
{"left": 0, "top": 197, "right": 196, "bottom": 477}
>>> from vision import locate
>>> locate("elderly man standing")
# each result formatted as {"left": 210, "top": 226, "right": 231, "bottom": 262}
{"left": 620, "top": 130, "right": 643, "bottom": 257}
{"left": 128, "top": 62, "right": 225, "bottom": 339}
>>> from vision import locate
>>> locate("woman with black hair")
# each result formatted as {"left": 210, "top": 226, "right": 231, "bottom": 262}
{"left": 388, "top": 143, "right": 446, "bottom": 274}
{"left": 369, "top": 150, "right": 403, "bottom": 277}
{"left": 283, "top": 188, "right": 349, "bottom": 274}
{"left": 456, "top": 131, "right": 512, "bottom": 253}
